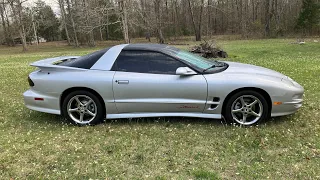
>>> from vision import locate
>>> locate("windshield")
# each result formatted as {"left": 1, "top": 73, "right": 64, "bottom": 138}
{"left": 175, "top": 50, "right": 219, "bottom": 70}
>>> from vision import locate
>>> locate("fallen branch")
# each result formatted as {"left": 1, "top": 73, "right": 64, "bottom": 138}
{"left": 189, "top": 40, "right": 228, "bottom": 58}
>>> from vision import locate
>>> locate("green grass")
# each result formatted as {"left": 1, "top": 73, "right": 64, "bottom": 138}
{"left": 0, "top": 38, "right": 320, "bottom": 179}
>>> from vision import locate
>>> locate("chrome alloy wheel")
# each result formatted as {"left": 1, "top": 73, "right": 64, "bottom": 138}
{"left": 231, "top": 95, "right": 263, "bottom": 125}
{"left": 67, "top": 95, "right": 97, "bottom": 124}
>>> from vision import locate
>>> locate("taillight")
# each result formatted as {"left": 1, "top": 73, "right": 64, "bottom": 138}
{"left": 28, "top": 76, "right": 34, "bottom": 87}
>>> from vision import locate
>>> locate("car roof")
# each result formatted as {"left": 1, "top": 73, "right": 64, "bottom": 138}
{"left": 90, "top": 44, "right": 181, "bottom": 71}
{"left": 123, "top": 43, "right": 179, "bottom": 53}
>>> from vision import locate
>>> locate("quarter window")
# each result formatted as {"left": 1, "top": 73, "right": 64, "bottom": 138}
{"left": 112, "top": 50, "right": 186, "bottom": 75}
{"left": 58, "top": 48, "right": 109, "bottom": 69}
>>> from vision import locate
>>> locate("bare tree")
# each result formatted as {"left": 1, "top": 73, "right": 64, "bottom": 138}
{"left": 31, "top": 10, "right": 38, "bottom": 46}
{"left": 9, "top": 0, "right": 27, "bottom": 51}
{"left": 58, "top": 0, "right": 71, "bottom": 45}
{"left": 0, "top": 0, "right": 10, "bottom": 45}
{"left": 188, "top": 0, "right": 205, "bottom": 41}
{"left": 0, "top": 0, "right": 315, "bottom": 47}
{"left": 4, "top": 1, "right": 14, "bottom": 45}
{"left": 154, "top": 0, "right": 164, "bottom": 43}
{"left": 119, "top": 0, "right": 129, "bottom": 43}
{"left": 66, "top": 0, "right": 79, "bottom": 47}
{"left": 82, "top": 0, "right": 95, "bottom": 46}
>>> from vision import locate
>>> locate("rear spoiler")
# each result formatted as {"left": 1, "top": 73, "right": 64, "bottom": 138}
{"left": 30, "top": 56, "right": 86, "bottom": 71}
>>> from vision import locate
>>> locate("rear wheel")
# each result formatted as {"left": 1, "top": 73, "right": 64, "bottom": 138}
{"left": 224, "top": 90, "right": 269, "bottom": 126}
{"left": 62, "top": 90, "right": 104, "bottom": 125}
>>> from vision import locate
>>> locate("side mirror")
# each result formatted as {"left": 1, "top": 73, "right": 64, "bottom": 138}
{"left": 176, "top": 67, "right": 197, "bottom": 75}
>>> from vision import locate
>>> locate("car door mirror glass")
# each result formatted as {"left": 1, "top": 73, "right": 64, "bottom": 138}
{"left": 176, "top": 67, "right": 197, "bottom": 75}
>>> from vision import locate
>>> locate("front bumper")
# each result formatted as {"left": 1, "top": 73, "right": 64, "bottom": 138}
{"left": 23, "top": 89, "right": 61, "bottom": 115}
{"left": 271, "top": 85, "right": 304, "bottom": 117}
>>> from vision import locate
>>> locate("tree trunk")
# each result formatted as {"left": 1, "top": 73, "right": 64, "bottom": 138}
{"left": 214, "top": 0, "right": 217, "bottom": 34}
{"left": 197, "top": 0, "right": 204, "bottom": 41}
{"left": 99, "top": 26, "right": 104, "bottom": 41}
{"left": 4, "top": 4, "right": 14, "bottom": 46}
{"left": 66, "top": 0, "right": 79, "bottom": 47}
{"left": 18, "top": 1, "right": 27, "bottom": 51}
{"left": 206, "top": 0, "right": 210, "bottom": 36}
{"left": 58, "top": 0, "right": 71, "bottom": 45}
{"left": 119, "top": 0, "right": 129, "bottom": 43}
{"left": 32, "top": 14, "right": 38, "bottom": 46}
{"left": 0, "top": 1, "right": 10, "bottom": 46}
{"left": 265, "top": 0, "right": 272, "bottom": 37}
{"left": 188, "top": 0, "right": 198, "bottom": 41}
{"left": 188, "top": 0, "right": 203, "bottom": 41}
{"left": 174, "top": 0, "right": 179, "bottom": 38}
{"left": 10, "top": 0, "right": 27, "bottom": 51}
{"left": 231, "top": 0, "right": 235, "bottom": 34}
{"left": 154, "top": 0, "right": 164, "bottom": 43}
{"left": 105, "top": 9, "right": 109, "bottom": 40}
{"left": 83, "top": 0, "right": 95, "bottom": 47}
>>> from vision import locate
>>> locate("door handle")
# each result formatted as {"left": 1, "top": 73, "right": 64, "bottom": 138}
{"left": 116, "top": 80, "right": 129, "bottom": 84}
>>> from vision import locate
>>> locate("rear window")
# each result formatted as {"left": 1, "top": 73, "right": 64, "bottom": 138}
{"left": 58, "top": 48, "right": 109, "bottom": 69}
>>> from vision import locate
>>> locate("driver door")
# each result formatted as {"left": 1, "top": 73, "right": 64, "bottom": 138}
{"left": 111, "top": 50, "right": 208, "bottom": 113}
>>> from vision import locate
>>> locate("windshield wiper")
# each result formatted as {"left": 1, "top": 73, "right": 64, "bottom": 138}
{"left": 203, "top": 62, "right": 225, "bottom": 72}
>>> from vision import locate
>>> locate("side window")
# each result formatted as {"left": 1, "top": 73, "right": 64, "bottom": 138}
{"left": 58, "top": 48, "right": 109, "bottom": 69}
{"left": 147, "top": 52, "right": 184, "bottom": 74}
{"left": 112, "top": 50, "right": 186, "bottom": 75}
{"left": 113, "top": 51, "right": 149, "bottom": 73}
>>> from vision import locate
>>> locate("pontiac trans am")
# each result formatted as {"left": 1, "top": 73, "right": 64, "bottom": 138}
{"left": 23, "top": 44, "right": 304, "bottom": 126}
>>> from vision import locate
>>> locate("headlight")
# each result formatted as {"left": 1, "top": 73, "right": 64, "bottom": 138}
{"left": 286, "top": 76, "right": 301, "bottom": 87}
{"left": 281, "top": 77, "right": 294, "bottom": 86}
{"left": 287, "top": 77, "right": 294, "bottom": 82}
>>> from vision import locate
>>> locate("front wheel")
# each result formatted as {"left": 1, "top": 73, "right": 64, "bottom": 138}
{"left": 62, "top": 90, "right": 104, "bottom": 125}
{"left": 224, "top": 90, "right": 269, "bottom": 126}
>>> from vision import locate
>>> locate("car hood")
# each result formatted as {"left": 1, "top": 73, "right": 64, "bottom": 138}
{"left": 221, "top": 61, "right": 287, "bottom": 79}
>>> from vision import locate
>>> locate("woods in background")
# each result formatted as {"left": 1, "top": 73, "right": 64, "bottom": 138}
{"left": 0, "top": 0, "right": 319, "bottom": 51}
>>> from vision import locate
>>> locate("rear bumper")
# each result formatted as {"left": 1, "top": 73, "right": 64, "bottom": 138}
{"left": 23, "top": 89, "right": 61, "bottom": 115}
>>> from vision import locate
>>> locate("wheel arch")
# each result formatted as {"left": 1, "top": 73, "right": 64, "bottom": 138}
{"left": 60, "top": 87, "right": 106, "bottom": 117}
{"left": 222, "top": 87, "right": 272, "bottom": 117}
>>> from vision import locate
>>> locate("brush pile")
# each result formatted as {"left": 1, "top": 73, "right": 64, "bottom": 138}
{"left": 189, "top": 41, "right": 228, "bottom": 58}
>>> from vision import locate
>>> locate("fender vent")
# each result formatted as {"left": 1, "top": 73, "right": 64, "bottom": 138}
{"left": 213, "top": 97, "right": 220, "bottom": 102}
{"left": 28, "top": 76, "right": 34, "bottom": 87}
{"left": 211, "top": 104, "right": 218, "bottom": 109}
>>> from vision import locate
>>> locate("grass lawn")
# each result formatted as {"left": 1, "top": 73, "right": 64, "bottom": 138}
{"left": 0, "top": 38, "right": 319, "bottom": 179}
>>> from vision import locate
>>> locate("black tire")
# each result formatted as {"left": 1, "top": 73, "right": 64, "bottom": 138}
{"left": 62, "top": 90, "right": 104, "bottom": 125}
{"left": 223, "top": 90, "right": 269, "bottom": 126}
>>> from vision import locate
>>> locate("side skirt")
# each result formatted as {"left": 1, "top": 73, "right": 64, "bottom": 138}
{"left": 106, "top": 113, "right": 221, "bottom": 119}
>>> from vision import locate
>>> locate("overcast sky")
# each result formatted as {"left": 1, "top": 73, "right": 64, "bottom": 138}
{"left": 26, "top": 0, "right": 60, "bottom": 14}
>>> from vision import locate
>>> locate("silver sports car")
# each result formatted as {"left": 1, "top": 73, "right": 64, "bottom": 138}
{"left": 23, "top": 44, "right": 304, "bottom": 126}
